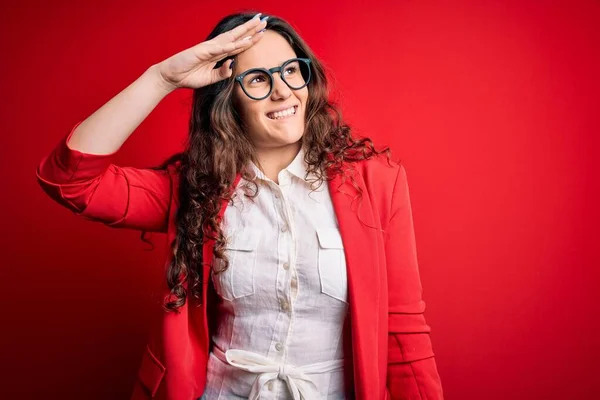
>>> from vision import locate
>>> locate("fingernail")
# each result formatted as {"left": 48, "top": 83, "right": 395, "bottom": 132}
{"left": 252, "top": 12, "right": 262, "bottom": 19}
{"left": 229, "top": 60, "right": 234, "bottom": 69}
{"left": 258, "top": 28, "right": 266, "bottom": 33}
{"left": 260, "top": 16, "right": 269, "bottom": 23}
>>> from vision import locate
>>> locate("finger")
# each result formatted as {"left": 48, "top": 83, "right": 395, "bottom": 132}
{"left": 214, "top": 15, "right": 267, "bottom": 45}
{"left": 203, "top": 28, "right": 266, "bottom": 62}
{"left": 212, "top": 58, "right": 234, "bottom": 82}
{"left": 212, "top": 28, "right": 267, "bottom": 70}
{"left": 220, "top": 29, "right": 266, "bottom": 56}
{"left": 196, "top": 20, "right": 266, "bottom": 61}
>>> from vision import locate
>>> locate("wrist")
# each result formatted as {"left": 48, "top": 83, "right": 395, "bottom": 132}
{"left": 147, "top": 63, "right": 178, "bottom": 95}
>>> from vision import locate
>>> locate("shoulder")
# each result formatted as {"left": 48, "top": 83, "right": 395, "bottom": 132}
{"left": 352, "top": 152, "right": 412, "bottom": 224}
{"left": 355, "top": 151, "right": 408, "bottom": 191}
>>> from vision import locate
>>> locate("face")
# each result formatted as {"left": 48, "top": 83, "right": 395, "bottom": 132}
{"left": 232, "top": 30, "right": 309, "bottom": 152}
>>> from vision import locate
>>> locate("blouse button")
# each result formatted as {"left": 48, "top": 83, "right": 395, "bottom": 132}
{"left": 275, "top": 342, "right": 283, "bottom": 351}
{"left": 283, "top": 262, "right": 290, "bottom": 270}
{"left": 281, "top": 225, "right": 288, "bottom": 232}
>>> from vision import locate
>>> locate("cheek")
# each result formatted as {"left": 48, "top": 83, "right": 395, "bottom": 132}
{"left": 234, "top": 92, "right": 264, "bottom": 125}
{"left": 298, "top": 88, "right": 309, "bottom": 107}
{"left": 248, "top": 106, "right": 266, "bottom": 125}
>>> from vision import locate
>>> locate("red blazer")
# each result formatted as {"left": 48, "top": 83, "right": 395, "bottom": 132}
{"left": 37, "top": 122, "right": 443, "bottom": 400}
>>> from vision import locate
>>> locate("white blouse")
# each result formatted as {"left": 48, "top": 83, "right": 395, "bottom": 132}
{"left": 202, "top": 147, "right": 350, "bottom": 399}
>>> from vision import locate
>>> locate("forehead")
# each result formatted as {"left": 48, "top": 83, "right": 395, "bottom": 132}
{"left": 235, "top": 30, "right": 297, "bottom": 71}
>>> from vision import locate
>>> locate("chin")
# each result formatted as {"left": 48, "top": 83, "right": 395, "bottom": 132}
{"left": 260, "top": 126, "right": 303, "bottom": 147}
{"left": 279, "top": 130, "right": 304, "bottom": 146}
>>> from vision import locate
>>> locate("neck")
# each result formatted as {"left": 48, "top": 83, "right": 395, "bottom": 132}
{"left": 254, "top": 141, "right": 302, "bottom": 184}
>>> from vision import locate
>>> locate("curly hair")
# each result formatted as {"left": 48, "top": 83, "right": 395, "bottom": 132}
{"left": 145, "top": 11, "right": 393, "bottom": 313}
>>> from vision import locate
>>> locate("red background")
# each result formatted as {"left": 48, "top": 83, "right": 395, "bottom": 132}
{"left": 1, "top": 0, "right": 598, "bottom": 399}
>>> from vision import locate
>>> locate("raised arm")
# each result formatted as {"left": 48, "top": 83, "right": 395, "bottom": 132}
{"left": 37, "top": 15, "right": 269, "bottom": 231}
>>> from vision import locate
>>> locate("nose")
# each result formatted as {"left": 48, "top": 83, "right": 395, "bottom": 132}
{"left": 270, "top": 73, "right": 292, "bottom": 100}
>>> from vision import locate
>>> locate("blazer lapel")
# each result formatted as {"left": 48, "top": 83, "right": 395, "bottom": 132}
{"left": 198, "top": 173, "right": 243, "bottom": 351}
{"left": 327, "top": 163, "right": 382, "bottom": 399}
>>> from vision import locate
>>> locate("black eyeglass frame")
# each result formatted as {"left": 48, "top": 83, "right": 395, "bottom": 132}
{"left": 234, "top": 57, "right": 312, "bottom": 100}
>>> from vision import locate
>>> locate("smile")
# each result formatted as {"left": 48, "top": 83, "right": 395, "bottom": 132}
{"left": 266, "top": 106, "right": 298, "bottom": 120}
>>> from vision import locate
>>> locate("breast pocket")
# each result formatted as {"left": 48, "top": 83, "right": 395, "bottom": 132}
{"left": 211, "top": 229, "right": 260, "bottom": 301}
{"left": 316, "top": 227, "right": 349, "bottom": 303}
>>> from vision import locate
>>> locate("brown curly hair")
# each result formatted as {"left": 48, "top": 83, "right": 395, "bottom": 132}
{"left": 145, "top": 11, "right": 393, "bottom": 313}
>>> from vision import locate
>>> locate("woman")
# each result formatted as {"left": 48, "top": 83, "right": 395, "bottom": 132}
{"left": 37, "top": 11, "right": 443, "bottom": 400}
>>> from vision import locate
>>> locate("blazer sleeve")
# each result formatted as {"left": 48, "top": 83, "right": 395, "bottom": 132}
{"left": 385, "top": 165, "right": 444, "bottom": 399}
{"left": 36, "top": 121, "right": 174, "bottom": 232}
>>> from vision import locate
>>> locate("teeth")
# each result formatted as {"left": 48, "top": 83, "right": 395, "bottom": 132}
{"left": 268, "top": 106, "right": 296, "bottom": 120}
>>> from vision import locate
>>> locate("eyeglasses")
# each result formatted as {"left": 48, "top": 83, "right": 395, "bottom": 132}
{"left": 234, "top": 57, "right": 312, "bottom": 100}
